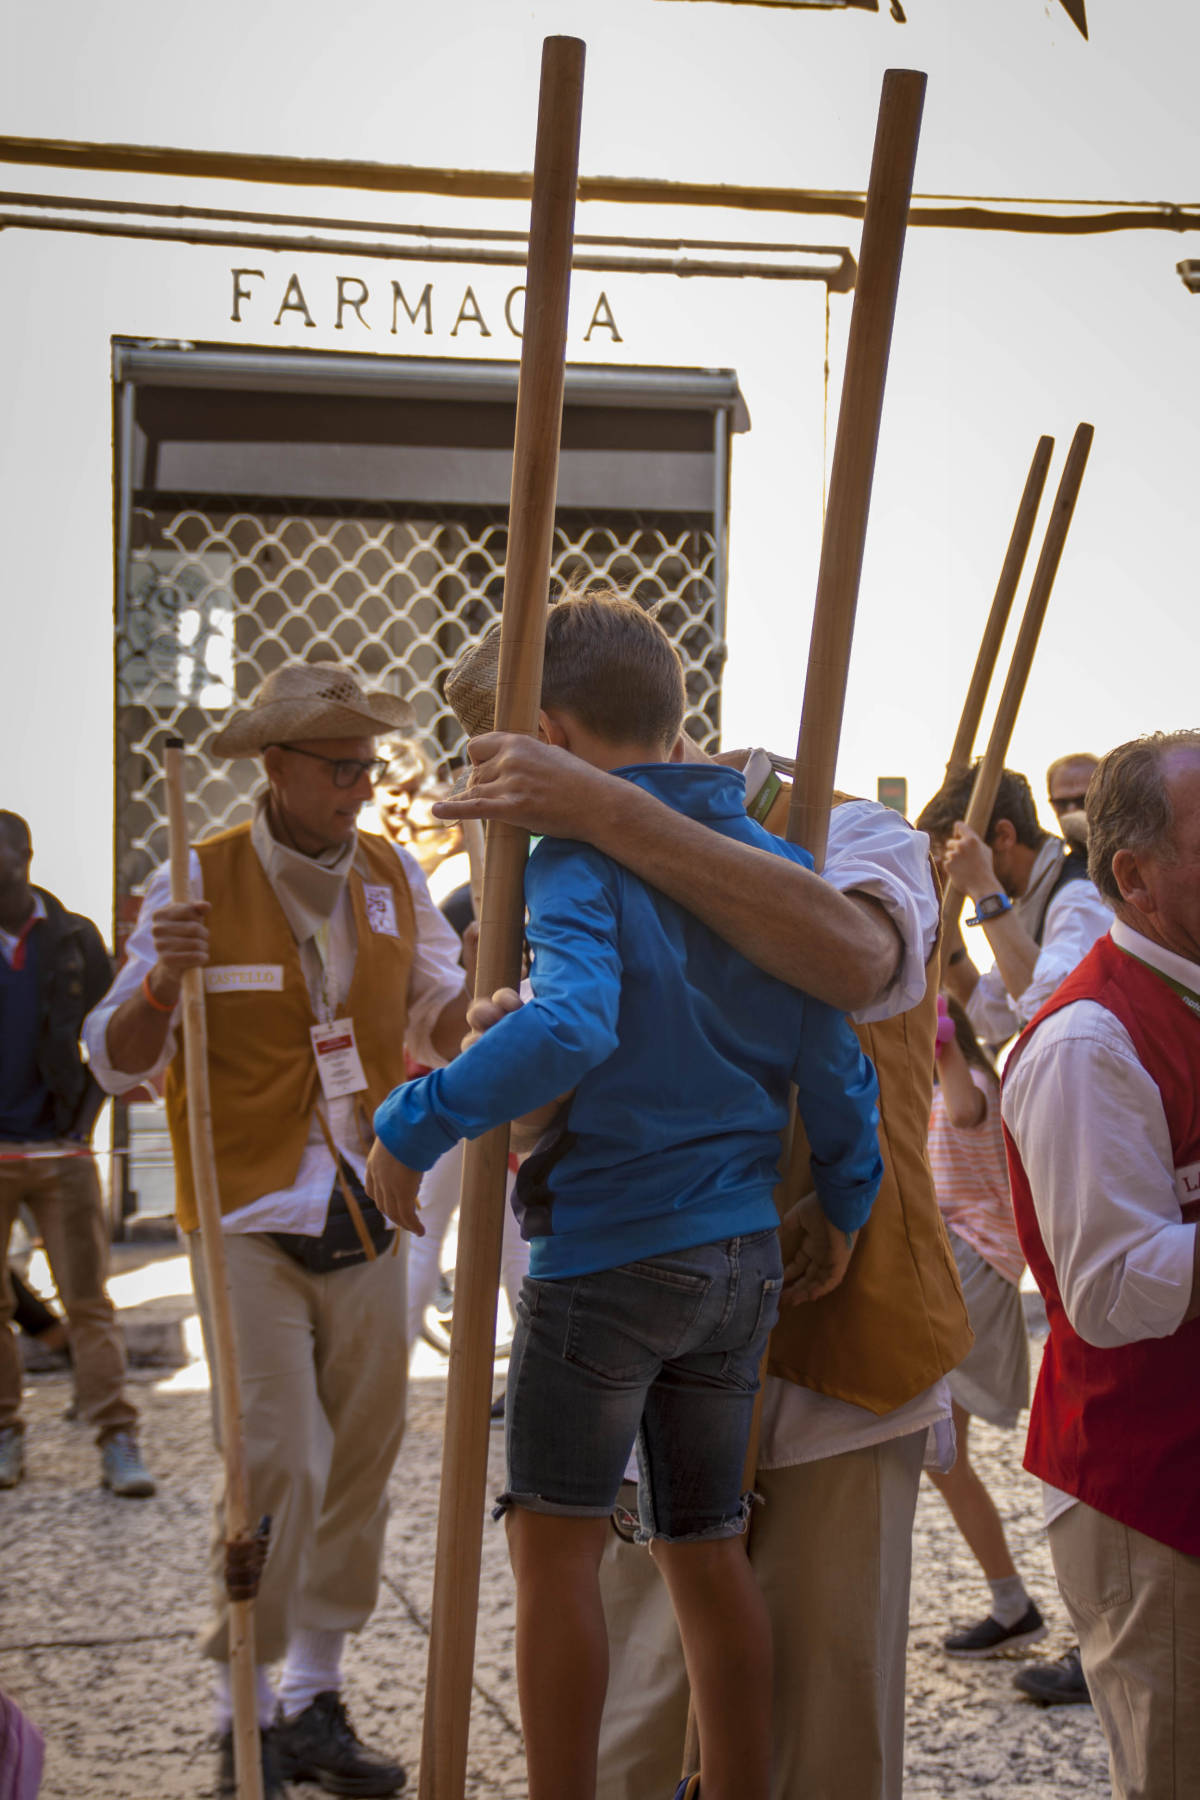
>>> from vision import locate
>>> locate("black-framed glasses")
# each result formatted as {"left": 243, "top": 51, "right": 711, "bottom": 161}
{"left": 1049, "top": 794, "right": 1088, "bottom": 817}
{"left": 271, "top": 743, "right": 389, "bottom": 789}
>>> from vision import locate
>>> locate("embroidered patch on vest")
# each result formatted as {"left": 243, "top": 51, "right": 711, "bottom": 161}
{"left": 203, "top": 964, "right": 284, "bottom": 993}
{"left": 362, "top": 884, "right": 400, "bottom": 936}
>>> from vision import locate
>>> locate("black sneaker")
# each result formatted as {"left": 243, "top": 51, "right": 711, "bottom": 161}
{"left": 943, "top": 1601, "right": 1047, "bottom": 1658}
{"left": 1013, "top": 1644, "right": 1092, "bottom": 1705}
{"left": 216, "top": 1724, "right": 287, "bottom": 1798}
{"left": 274, "top": 1692, "right": 406, "bottom": 1796}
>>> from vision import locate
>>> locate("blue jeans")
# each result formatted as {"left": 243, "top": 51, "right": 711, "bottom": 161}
{"left": 497, "top": 1228, "right": 783, "bottom": 1542}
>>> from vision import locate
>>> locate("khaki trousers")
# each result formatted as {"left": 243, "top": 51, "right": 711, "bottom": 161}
{"left": 596, "top": 1428, "right": 926, "bottom": 1800}
{"left": 1050, "top": 1500, "right": 1200, "bottom": 1800}
{"left": 188, "top": 1230, "right": 408, "bottom": 1667}
{"left": 0, "top": 1150, "right": 136, "bottom": 1444}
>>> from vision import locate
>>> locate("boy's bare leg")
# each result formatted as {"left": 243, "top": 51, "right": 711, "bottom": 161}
{"left": 506, "top": 1508, "right": 611, "bottom": 1800}
{"left": 651, "top": 1535, "right": 772, "bottom": 1800}
{"left": 926, "top": 1403, "right": 1018, "bottom": 1580}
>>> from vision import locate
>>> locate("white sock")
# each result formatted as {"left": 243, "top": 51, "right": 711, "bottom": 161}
{"left": 988, "top": 1574, "right": 1031, "bottom": 1628}
{"left": 213, "top": 1665, "right": 277, "bottom": 1733}
{"left": 277, "top": 1627, "right": 346, "bottom": 1720}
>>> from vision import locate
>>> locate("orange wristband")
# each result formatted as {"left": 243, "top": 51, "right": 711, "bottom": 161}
{"left": 142, "top": 970, "right": 176, "bottom": 1015}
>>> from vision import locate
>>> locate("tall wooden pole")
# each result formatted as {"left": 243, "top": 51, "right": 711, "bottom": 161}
{"left": 944, "top": 436, "right": 1055, "bottom": 781}
{"left": 165, "top": 741, "right": 263, "bottom": 1800}
{"left": 787, "top": 68, "right": 926, "bottom": 869}
{"left": 940, "top": 422, "right": 1094, "bottom": 938}
{"left": 681, "top": 66, "right": 927, "bottom": 1791}
{"left": 418, "top": 36, "right": 585, "bottom": 1800}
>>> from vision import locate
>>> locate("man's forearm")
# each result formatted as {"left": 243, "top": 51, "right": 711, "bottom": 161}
{"left": 104, "top": 983, "right": 176, "bottom": 1080}
{"left": 579, "top": 782, "right": 900, "bottom": 1012}
{"left": 978, "top": 911, "right": 1040, "bottom": 1011}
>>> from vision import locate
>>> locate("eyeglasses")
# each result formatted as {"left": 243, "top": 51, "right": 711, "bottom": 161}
{"left": 1049, "top": 794, "right": 1088, "bottom": 817}
{"left": 271, "top": 744, "right": 389, "bottom": 789}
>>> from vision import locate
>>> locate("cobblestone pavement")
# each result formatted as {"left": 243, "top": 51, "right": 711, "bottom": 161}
{"left": 0, "top": 1259, "right": 1110, "bottom": 1799}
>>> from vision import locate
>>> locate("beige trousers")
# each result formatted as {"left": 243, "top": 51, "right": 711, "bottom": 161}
{"left": 1049, "top": 1500, "right": 1200, "bottom": 1800}
{"left": 188, "top": 1230, "right": 408, "bottom": 1666}
{"left": 0, "top": 1150, "right": 136, "bottom": 1444}
{"left": 597, "top": 1428, "right": 926, "bottom": 1800}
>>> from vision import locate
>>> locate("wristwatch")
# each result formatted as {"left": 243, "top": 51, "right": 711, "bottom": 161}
{"left": 965, "top": 892, "right": 1013, "bottom": 927}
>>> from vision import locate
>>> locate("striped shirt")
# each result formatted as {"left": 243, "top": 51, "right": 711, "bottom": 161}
{"left": 928, "top": 1069, "right": 1023, "bottom": 1286}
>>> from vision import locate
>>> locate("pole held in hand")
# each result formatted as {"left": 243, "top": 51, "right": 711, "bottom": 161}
{"left": 941, "top": 422, "right": 1094, "bottom": 940}
{"left": 787, "top": 67, "right": 926, "bottom": 869}
{"left": 165, "top": 739, "right": 264, "bottom": 1800}
{"left": 418, "top": 36, "right": 586, "bottom": 1800}
{"left": 944, "top": 435, "right": 1055, "bottom": 782}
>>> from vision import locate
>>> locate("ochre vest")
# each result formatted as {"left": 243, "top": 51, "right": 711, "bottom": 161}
{"left": 166, "top": 824, "right": 416, "bottom": 1232}
{"left": 1005, "top": 935, "right": 1200, "bottom": 1554}
{"left": 762, "top": 787, "right": 973, "bottom": 1412}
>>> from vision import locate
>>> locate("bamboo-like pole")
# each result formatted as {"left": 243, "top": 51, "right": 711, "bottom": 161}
{"left": 164, "top": 740, "right": 263, "bottom": 1800}
{"left": 944, "top": 436, "right": 1055, "bottom": 782}
{"left": 418, "top": 37, "right": 585, "bottom": 1800}
{"left": 682, "top": 67, "right": 927, "bottom": 1790}
{"left": 786, "top": 68, "right": 926, "bottom": 869}
{"left": 940, "top": 422, "right": 1094, "bottom": 938}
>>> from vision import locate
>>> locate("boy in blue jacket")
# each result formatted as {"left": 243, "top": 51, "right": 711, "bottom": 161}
{"left": 367, "top": 594, "right": 882, "bottom": 1800}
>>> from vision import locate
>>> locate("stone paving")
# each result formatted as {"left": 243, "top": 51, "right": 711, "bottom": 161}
{"left": 0, "top": 1250, "right": 1111, "bottom": 1799}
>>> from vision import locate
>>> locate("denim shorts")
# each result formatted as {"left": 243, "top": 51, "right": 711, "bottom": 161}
{"left": 495, "top": 1228, "right": 783, "bottom": 1543}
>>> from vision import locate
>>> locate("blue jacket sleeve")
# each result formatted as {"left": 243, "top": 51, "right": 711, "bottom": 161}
{"left": 373, "top": 842, "right": 624, "bottom": 1170}
{"left": 791, "top": 1006, "right": 884, "bottom": 1235}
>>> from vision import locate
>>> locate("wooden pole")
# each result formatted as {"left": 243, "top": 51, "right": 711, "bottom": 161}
{"left": 164, "top": 740, "right": 263, "bottom": 1800}
{"left": 940, "top": 422, "right": 1094, "bottom": 939}
{"left": 943, "top": 436, "right": 1055, "bottom": 782}
{"left": 418, "top": 36, "right": 585, "bottom": 1800}
{"left": 786, "top": 68, "right": 926, "bottom": 869}
{"left": 682, "top": 67, "right": 927, "bottom": 1790}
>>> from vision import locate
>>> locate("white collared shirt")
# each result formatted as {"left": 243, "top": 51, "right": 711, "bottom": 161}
{"left": 0, "top": 891, "right": 46, "bottom": 966}
{"left": 83, "top": 834, "right": 464, "bottom": 1236}
{"left": 966, "top": 837, "right": 1113, "bottom": 1046}
{"left": 758, "top": 800, "right": 954, "bottom": 1469}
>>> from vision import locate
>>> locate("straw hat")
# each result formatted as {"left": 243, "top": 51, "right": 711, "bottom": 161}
{"left": 209, "top": 662, "right": 415, "bottom": 758}
{"left": 443, "top": 625, "right": 504, "bottom": 739}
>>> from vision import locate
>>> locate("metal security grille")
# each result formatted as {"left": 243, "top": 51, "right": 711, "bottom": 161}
{"left": 115, "top": 499, "right": 721, "bottom": 900}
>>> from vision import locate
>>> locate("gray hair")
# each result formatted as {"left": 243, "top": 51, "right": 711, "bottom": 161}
{"left": 1086, "top": 731, "right": 1200, "bottom": 906}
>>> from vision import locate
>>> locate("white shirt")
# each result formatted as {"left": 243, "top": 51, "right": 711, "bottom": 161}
{"left": 759, "top": 800, "right": 954, "bottom": 1470}
{"left": 0, "top": 891, "right": 46, "bottom": 966}
{"left": 83, "top": 833, "right": 464, "bottom": 1237}
{"left": 967, "top": 837, "right": 1113, "bottom": 1046}
{"left": 1001, "top": 919, "right": 1200, "bottom": 1520}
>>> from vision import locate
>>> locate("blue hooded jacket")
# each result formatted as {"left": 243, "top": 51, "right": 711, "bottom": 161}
{"left": 375, "top": 763, "right": 882, "bottom": 1279}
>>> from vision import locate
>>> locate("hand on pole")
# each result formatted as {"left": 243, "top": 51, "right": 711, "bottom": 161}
{"left": 463, "top": 985, "right": 523, "bottom": 1050}
{"left": 432, "top": 733, "right": 606, "bottom": 840}
{"left": 778, "top": 1191, "right": 859, "bottom": 1306}
{"left": 365, "top": 1139, "right": 425, "bottom": 1234}
{"left": 147, "top": 899, "right": 211, "bottom": 1001}
{"left": 941, "top": 823, "right": 997, "bottom": 904}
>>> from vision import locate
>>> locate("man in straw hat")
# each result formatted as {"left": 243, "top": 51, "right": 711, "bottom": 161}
{"left": 433, "top": 612, "right": 970, "bottom": 1800}
{"left": 84, "top": 660, "right": 470, "bottom": 1798}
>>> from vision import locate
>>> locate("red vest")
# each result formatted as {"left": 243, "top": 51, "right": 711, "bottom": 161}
{"left": 1003, "top": 933, "right": 1200, "bottom": 1554}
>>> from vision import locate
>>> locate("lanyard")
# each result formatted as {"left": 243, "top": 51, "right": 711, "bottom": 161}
{"left": 1118, "top": 944, "right": 1200, "bottom": 1021}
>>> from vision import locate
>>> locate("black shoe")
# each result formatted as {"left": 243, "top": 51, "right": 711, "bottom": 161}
{"left": 216, "top": 1724, "right": 287, "bottom": 1798}
{"left": 944, "top": 1601, "right": 1047, "bottom": 1658}
{"left": 489, "top": 1389, "right": 506, "bottom": 1423}
{"left": 1013, "top": 1644, "right": 1092, "bottom": 1706}
{"left": 274, "top": 1692, "right": 406, "bottom": 1797}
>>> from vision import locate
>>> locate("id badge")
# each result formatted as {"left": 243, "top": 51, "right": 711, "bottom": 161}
{"left": 311, "top": 1018, "right": 369, "bottom": 1101}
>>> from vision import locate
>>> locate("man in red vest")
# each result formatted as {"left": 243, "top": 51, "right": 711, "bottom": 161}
{"left": 1001, "top": 730, "right": 1200, "bottom": 1799}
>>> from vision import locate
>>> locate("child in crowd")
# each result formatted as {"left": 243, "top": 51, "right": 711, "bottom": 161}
{"left": 366, "top": 592, "right": 883, "bottom": 1800}
{"left": 927, "top": 995, "right": 1044, "bottom": 1656}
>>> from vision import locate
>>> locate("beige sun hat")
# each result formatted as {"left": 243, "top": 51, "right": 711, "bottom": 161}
{"left": 209, "top": 662, "right": 415, "bottom": 758}
{"left": 443, "top": 624, "right": 504, "bottom": 739}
